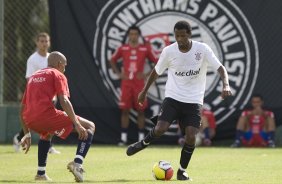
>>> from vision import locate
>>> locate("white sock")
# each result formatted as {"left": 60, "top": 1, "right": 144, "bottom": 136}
{"left": 121, "top": 132, "right": 127, "bottom": 142}
{"left": 38, "top": 166, "right": 46, "bottom": 172}
{"left": 179, "top": 165, "right": 186, "bottom": 171}
{"left": 138, "top": 132, "right": 145, "bottom": 142}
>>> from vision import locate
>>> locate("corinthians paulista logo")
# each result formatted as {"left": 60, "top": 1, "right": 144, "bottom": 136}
{"left": 93, "top": 0, "right": 259, "bottom": 134}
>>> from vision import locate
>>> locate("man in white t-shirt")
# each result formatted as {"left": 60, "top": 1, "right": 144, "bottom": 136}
{"left": 126, "top": 21, "right": 232, "bottom": 180}
{"left": 13, "top": 32, "right": 60, "bottom": 154}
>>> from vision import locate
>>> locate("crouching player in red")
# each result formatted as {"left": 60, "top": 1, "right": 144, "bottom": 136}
{"left": 20, "top": 51, "right": 95, "bottom": 182}
{"left": 231, "top": 94, "right": 276, "bottom": 148}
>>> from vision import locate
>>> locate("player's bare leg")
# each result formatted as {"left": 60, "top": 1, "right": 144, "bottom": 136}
{"left": 68, "top": 117, "right": 95, "bottom": 182}
{"left": 137, "top": 110, "right": 145, "bottom": 141}
{"left": 201, "top": 116, "right": 212, "bottom": 146}
{"left": 119, "top": 109, "right": 130, "bottom": 145}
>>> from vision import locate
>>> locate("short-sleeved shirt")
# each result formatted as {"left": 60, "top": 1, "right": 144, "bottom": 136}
{"left": 241, "top": 110, "right": 274, "bottom": 133}
{"left": 25, "top": 51, "right": 49, "bottom": 78}
{"left": 111, "top": 44, "right": 157, "bottom": 83}
{"left": 155, "top": 41, "right": 222, "bottom": 105}
{"left": 22, "top": 67, "right": 69, "bottom": 123}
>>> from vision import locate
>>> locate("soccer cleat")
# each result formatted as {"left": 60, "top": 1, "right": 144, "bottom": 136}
{"left": 48, "top": 146, "right": 61, "bottom": 154}
{"left": 67, "top": 161, "right": 85, "bottom": 182}
{"left": 117, "top": 140, "right": 127, "bottom": 146}
{"left": 268, "top": 140, "right": 276, "bottom": 148}
{"left": 203, "top": 138, "right": 212, "bottom": 146}
{"left": 126, "top": 141, "right": 147, "bottom": 156}
{"left": 35, "top": 174, "right": 52, "bottom": 181}
{"left": 230, "top": 140, "right": 241, "bottom": 148}
{"left": 177, "top": 169, "right": 190, "bottom": 180}
{"left": 13, "top": 133, "right": 21, "bottom": 152}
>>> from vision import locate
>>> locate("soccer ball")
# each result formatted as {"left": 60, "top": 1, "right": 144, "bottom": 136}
{"left": 152, "top": 160, "right": 174, "bottom": 180}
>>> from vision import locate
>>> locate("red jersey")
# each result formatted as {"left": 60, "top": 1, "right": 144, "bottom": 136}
{"left": 111, "top": 44, "right": 157, "bottom": 82}
{"left": 22, "top": 68, "right": 69, "bottom": 123}
{"left": 242, "top": 110, "right": 274, "bottom": 133}
{"left": 202, "top": 110, "right": 216, "bottom": 129}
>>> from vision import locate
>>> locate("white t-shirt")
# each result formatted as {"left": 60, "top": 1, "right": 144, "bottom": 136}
{"left": 155, "top": 41, "right": 222, "bottom": 105}
{"left": 25, "top": 51, "right": 49, "bottom": 78}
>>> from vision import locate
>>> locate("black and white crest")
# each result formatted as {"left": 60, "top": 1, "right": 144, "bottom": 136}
{"left": 93, "top": 0, "right": 259, "bottom": 134}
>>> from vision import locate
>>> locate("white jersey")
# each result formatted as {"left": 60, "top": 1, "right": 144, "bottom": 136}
{"left": 25, "top": 51, "right": 49, "bottom": 78}
{"left": 155, "top": 41, "right": 222, "bottom": 105}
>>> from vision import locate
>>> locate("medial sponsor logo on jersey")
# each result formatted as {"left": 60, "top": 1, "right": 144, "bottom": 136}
{"left": 93, "top": 0, "right": 259, "bottom": 134}
{"left": 175, "top": 68, "right": 201, "bottom": 77}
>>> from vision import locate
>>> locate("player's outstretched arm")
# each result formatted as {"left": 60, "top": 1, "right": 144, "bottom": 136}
{"left": 19, "top": 103, "right": 31, "bottom": 154}
{"left": 217, "top": 65, "right": 232, "bottom": 99}
{"left": 138, "top": 68, "right": 159, "bottom": 105}
{"left": 58, "top": 94, "right": 88, "bottom": 140}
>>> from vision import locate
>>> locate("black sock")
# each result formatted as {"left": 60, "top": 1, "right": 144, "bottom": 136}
{"left": 121, "top": 127, "right": 128, "bottom": 133}
{"left": 143, "top": 128, "right": 160, "bottom": 145}
{"left": 268, "top": 131, "right": 275, "bottom": 141}
{"left": 235, "top": 130, "right": 244, "bottom": 142}
{"left": 17, "top": 129, "right": 25, "bottom": 142}
{"left": 139, "top": 128, "right": 145, "bottom": 134}
{"left": 180, "top": 144, "right": 195, "bottom": 169}
{"left": 37, "top": 139, "right": 51, "bottom": 175}
{"left": 74, "top": 133, "right": 93, "bottom": 164}
{"left": 203, "top": 127, "right": 210, "bottom": 139}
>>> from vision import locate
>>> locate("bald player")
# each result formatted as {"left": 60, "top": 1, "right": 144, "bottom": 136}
{"left": 20, "top": 51, "right": 95, "bottom": 182}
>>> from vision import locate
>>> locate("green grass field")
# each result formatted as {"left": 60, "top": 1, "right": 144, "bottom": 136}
{"left": 0, "top": 145, "right": 281, "bottom": 184}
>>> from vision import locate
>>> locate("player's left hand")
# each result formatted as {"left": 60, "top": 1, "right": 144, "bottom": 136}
{"left": 221, "top": 85, "right": 232, "bottom": 99}
{"left": 138, "top": 90, "right": 147, "bottom": 106}
{"left": 75, "top": 123, "right": 88, "bottom": 140}
{"left": 20, "top": 133, "right": 31, "bottom": 154}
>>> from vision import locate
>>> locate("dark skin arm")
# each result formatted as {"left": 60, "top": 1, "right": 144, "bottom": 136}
{"left": 139, "top": 65, "right": 231, "bottom": 105}
{"left": 217, "top": 65, "right": 232, "bottom": 99}
{"left": 138, "top": 68, "right": 159, "bottom": 105}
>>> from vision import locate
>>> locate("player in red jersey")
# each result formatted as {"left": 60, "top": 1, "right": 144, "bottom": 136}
{"left": 20, "top": 51, "right": 95, "bottom": 182}
{"left": 231, "top": 94, "right": 276, "bottom": 148}
{"left": 110, "top": 25, "right": 157, "bottom": 145}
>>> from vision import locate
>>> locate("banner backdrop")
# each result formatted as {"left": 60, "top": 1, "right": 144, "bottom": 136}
{"left": 49, "top": 0, "right": 282, "bottom": 144}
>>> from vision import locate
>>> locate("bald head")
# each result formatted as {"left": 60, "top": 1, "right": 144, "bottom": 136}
{"left": 48, "top": 51, "right": 67, "bottom": 73}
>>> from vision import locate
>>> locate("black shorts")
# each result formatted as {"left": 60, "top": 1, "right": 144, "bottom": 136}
{"left": 158, "top": 97, "right": 202, "bottom": 130}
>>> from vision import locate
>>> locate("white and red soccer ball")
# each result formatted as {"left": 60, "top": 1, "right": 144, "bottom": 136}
{"left": 152, "top": 160, "right": 174, "bottom": 180}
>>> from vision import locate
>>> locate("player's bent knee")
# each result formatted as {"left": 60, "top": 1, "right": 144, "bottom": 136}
{"left": 86, "top": 121, "right": 95, "bottom": 134}
{"left": 154, "top": 126, "right": 167, "bottom": 136}
{"left": 87, "top": 128, "right": 94, "bottom": 135}
{"left": 185, "top": 134, "right": 196, "bottom": 142}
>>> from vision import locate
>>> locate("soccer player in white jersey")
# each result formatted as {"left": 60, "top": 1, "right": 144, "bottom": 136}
{"left": 126, "top": 21, "right": 232, "bottom": 180}
{"left": 13, "top": 32, "right": 60, "bottom": 154}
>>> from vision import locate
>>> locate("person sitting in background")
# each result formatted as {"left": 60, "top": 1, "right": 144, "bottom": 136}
{"left": 231, "top": 94, "right": 276, "bottom": 148}
{"left": 178, "top": 104, "right": 216, "bottom": 146}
